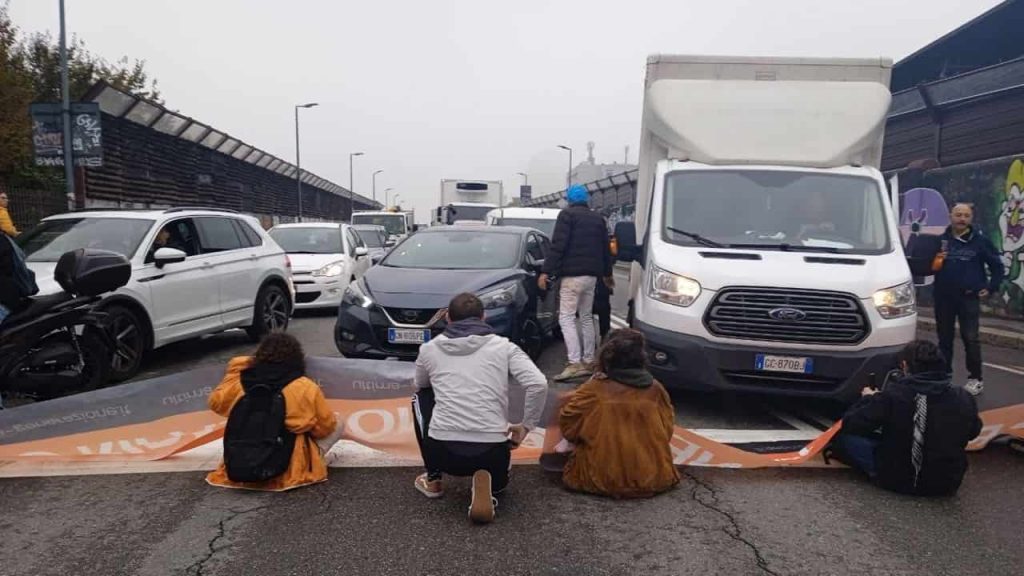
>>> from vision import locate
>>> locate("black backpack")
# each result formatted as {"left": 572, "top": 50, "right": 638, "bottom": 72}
{"left": 224, "top": 376, "right": 296, "bottom": 483}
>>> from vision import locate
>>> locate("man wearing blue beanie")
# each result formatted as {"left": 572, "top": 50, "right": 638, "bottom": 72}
{"left": 539, "top": 184, "right": 613, "bottom": 381}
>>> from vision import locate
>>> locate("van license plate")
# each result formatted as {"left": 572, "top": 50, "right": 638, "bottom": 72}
{"left": 755, "top": 354, "right": 813, "bottom": 374}
{"left": 388, "top": 328, "right": 430, "bottom": 344}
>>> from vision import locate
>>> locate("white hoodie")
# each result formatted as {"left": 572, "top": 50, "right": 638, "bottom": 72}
{"left": 414, "top": 333, "right": 549, "bottom": 444}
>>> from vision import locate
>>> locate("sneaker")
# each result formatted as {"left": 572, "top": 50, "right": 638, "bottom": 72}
{"left": 469, "top": 470, "right": 496, "bottom": 524}
{"left": 964, "top": 379, "right": 984, "bottom": 396}
{"left": 414, "top": 473, "right": 444, "bottom": 499}
{"left": 553, "top": 363, "right": 592, "bottom": 382}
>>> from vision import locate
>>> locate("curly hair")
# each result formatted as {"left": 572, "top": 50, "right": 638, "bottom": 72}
{"left": 596, "top": 328, "right": 648, "bottom": 373}
{"left": 253, "top": 332, "right": 305, "bottom": 369}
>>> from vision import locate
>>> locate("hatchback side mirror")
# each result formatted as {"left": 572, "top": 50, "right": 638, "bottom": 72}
{"left": 355, "top": 246, "right": 369, "bottom": 258}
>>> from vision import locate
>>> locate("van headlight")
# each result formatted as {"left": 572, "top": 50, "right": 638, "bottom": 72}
{"left": 342, "top": 279, "right": 374, "bottom": 308}
{"left": 313, "top": 261, "right": 346, "bottom": 277}
{"left": 873, "top": 282, "right": 916, "bottom": 319}
{"left": 649, "top": 265, "right": 701, "bottom": 307}
{"left": 478, "top": 282, "right": 518, "bottom": 310}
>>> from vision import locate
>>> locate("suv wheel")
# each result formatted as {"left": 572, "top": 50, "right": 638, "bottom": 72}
{"left": 247, "top": 284, "right": 290, "bottom": 341}
{"left": 105, "top": 305, "right": 146, "bottom": 382}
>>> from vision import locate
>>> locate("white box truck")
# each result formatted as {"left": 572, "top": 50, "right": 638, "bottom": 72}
{"left": 436, "top": 179, "right": 503, "bottom": 225}
{"left": 614, "top": 55, "right": 916, "bottom": 401}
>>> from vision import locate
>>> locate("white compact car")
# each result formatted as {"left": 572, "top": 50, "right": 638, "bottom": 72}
{"left": 20, "top": 208, "right": 295, "bottom": 382}
{"left": 269, "top": 222, "right": 370, "bottom": 310}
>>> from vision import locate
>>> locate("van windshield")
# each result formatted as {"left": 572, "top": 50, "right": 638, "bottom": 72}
{"left": 662, "top": 170, "right": 890, "bottom": 254}
{"left": 352, "top": 214, "right": 405, "bottom": 236}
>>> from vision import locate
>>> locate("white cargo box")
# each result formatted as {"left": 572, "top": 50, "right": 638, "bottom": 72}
{"left": 643, "top": 55, "right": 893, "bottom": 169}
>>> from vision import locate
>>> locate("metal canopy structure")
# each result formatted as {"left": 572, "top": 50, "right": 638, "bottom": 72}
{"left": 85, "top": 81, "right": 379, "bottom": 208}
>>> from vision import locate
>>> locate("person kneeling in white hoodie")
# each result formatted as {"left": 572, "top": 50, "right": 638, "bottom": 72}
{"left": 412, "top": 292, "right": 549, "bottom": 524}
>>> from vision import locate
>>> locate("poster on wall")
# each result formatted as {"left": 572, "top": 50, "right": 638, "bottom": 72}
{"left": 30, "top": 102, "right": 103, "bottom": 168}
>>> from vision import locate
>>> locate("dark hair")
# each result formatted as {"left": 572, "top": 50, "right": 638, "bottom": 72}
{"left": 448, "top": 292, "right": 484, "bottom": 322}
{"left": 253, "top": 332, "right": 305, "bottom": 370}
{"left": 596, "top": 329, "right": 648, "bottom": 373}
{"left": 899, "top": 339, "right": 946, "bottom": 374}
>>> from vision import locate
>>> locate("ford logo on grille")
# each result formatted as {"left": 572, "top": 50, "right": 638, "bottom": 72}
{"left": 768, "top": 307, "right": 807, "bottom": 321}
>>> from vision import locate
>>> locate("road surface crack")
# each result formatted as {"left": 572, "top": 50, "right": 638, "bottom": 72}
{"left": 683, "top": 471, "right": 781, "bottom": 576}
{"left": 186, "top": 503, "right": 274, "bottom": 576}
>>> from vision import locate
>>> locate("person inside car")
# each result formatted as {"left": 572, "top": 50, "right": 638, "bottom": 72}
{"left": 147, "top": 225, "right": 188, "bottom": 262}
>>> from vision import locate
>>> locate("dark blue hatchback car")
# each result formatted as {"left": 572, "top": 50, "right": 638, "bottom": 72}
{"left": 334, "top": 225, "right": 556, "bottom": 360}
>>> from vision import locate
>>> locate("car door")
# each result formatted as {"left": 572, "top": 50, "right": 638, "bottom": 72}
{"left": 136, "top": 217, "right": 223, "bottom": 346}
{"left": 522, "top": 233, "right": 552, "bottom": 332}
{"left": 529, "top": 233, "right": 559, "bottom": 334}
{"left": 193, "top": 216, "right": 253, "bottom": 328}
{"left": 346, "top": 227, "right": 371, "bottom": 279}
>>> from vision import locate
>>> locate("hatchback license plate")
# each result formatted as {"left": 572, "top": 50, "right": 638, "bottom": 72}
{"left": 388, "top": 328, "right": 430, "bottom": 344}
{"left": 755, "top": 354, "right": 813, "bottom": 374}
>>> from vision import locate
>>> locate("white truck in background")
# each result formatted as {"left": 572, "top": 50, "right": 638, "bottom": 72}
{"left": 614, "top": 55, "right": 916, "bottom": 402}
{"left": 435, "top": 179, "right": 503, "bottom": 225}
{"left": 351, "top": 209, "right": 415, "bottom": 245}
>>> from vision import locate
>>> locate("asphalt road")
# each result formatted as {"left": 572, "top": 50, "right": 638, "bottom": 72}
{"left": 1, "top": 305, "right": 1022, "bottom": 575}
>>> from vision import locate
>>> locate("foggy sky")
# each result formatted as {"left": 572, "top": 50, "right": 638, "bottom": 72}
{"left": 10, "top": 0, "right": 1002, "bottom": 222}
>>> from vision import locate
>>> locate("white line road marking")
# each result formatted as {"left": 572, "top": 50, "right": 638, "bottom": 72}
{"left": 769, "top": 410, "right": 821, "bottom": 433}
{"left": 984, "top": 362, "right": 1024, "bottom": 377}
{"left": 691, "top": 429, "right": 821, "bottom": 444}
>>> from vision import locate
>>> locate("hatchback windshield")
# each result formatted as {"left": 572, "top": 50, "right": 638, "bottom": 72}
{"left": 353, "top": 228, "right": 386, "bottom": 248}
{"left": 384, "top": 231, "right": 520, "bottom": 269}
{"left": 352, "top": 214, "right": 405, "bottom": 236}
{"left": 663, "top": 170, "right": 890, "bottom": 254}
{"left": 19, "top": 217, "right": 155, "bottom": 262}
{"left": 493, "top": 218, "right": 556, "bottom": 237}
{"left": 269, "top": 227, "right": 343, "bottom": 254}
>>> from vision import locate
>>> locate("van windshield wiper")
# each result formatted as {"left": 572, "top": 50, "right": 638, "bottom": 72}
{"left": 666, "top": 227, "right": 726, "bottom": 248}
{"left": 728, "top": 243, "right": 842, "bottom": 254}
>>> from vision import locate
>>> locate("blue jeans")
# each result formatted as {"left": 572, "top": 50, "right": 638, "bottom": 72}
{"left": 837, "top": 433, "right": 879, "bottom": 479}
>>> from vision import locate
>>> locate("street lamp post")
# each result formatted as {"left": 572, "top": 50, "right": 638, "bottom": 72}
{"left": 59, "top": 0, "right": 74, "bottom": 205}
{"left": 293, "top": 102, "right": 319, "bottom": 222}
{"left": 557, "top": 145, "right": 573, "bottom": 189}
{"left": 517, "top": 172, "right": 528, "bottom": 185}
{"left": 372, "top": 169, "right": 384, "bottom": 203}
{"left": 384, "top": 188, "right": 394, "bottom": 208}
{"left": 393, "top": 194, "right": 401, "bottom": 208}
{"left": 349, "top": 152, "right": 364, "bottom": 209}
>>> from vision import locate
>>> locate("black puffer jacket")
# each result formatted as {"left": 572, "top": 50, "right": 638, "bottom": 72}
{"left": 0, "top": 233, "right": 21, "bottom": 312}
{"left": 842, "top": 372, "right": 983, "bottom": 496}
{"left": 543, "top": 204, "right": 612, "bottom": 279}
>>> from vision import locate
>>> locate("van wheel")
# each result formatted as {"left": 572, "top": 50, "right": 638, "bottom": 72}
{"left": 246, "top": 285, "right": 290, "bottom": 342}
{"left": 104, "top": 305, "right": 146, "bottom": 382}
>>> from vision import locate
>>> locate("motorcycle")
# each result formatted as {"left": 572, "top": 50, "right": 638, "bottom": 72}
{"left": 0, "top": 249, "right": 131, "bottom": 401}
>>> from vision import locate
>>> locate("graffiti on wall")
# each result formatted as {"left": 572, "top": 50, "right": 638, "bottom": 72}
{"left": 902, "top": 157, "right": 1024, "bottom": 319}
{"left": 998, "top": 160, "right": 1024, "bottom": 307}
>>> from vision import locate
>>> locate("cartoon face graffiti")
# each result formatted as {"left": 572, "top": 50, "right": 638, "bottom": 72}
{"left": 900, "top": 187, "right": 951, "bottom": 244}
{"left": 1002, "top": 160, "right": 1024, "bottom": 252}
{"left": 1000, "top": 160, "right": 1024, "bottom": 299}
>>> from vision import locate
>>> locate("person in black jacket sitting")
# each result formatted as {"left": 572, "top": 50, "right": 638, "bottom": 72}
{"left": 834, "top": 340, "right": 983, "bottom": 497}
{"left": 539, "top": 184, "right": 613, "bottom": 381}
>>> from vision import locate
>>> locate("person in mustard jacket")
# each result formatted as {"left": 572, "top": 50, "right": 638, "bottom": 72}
{"left": 0, "top": 192, "right": 19, "bottom": 237}
{"left": 559, "top": 329, "right": 680, "bottom": 498}
{"left": 206, "top": 333, "right": 341, "bottom": 491}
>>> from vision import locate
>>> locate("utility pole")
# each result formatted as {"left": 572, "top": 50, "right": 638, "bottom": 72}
{"left": 59, "top": 0, "right": 74, "bottom": 205}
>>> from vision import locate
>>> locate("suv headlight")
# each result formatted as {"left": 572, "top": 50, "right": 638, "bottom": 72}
{"left": 873, "top": 282, "right": 916, "bottom": 319}
{"left": 313, "top": 261, "right": 346, "bottom": 277}
{"left": 342, "top": 279, "right": 374, "bottom": 308}
{"left": 648, "top": 265, "right": 701, "bottom": 307}
{"left": 478, "top": 282, "right": 519, "bottom": 310}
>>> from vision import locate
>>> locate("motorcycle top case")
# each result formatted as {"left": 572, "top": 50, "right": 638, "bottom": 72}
{"left": 55, "top": 249, "right": 131, "bottom": 297}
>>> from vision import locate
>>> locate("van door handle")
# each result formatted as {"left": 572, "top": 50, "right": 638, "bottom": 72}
{"left": 201, "top": 261, "right": 213, "bottom": 269}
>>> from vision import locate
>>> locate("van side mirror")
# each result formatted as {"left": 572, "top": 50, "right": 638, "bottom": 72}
{"left": 154, "top": 247, "right": 187, "bottom": 269}
{"left": 614, "top": 221, "right": 640, "bottom": 263}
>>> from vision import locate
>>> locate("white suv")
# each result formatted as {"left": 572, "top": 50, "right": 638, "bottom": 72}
{"left": 20, "top": 208, "right": 294, "bottom": 381}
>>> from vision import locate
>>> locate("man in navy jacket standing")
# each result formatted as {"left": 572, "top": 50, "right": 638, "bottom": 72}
{"left": 933, "top": 203, "right": 1005, "bottom": 395}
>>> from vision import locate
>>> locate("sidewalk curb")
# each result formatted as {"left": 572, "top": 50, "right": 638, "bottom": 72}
{"left": 917, "top": 315, "right": 1024, "bottom": 350}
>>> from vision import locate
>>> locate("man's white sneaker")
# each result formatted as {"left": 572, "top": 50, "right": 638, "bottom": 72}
{"left": 964, "top": 379, "right": 984, "bottom": 396}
